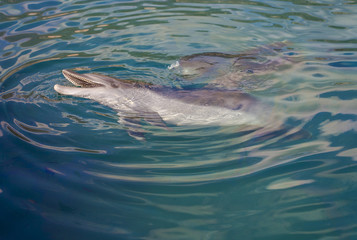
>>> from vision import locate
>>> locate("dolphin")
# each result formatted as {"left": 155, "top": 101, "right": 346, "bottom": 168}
{"left": 54, "top": 70, "right": 272, "bottom": 138}
{"left": 169, "top": 41, "right": 296, "bottom": 90}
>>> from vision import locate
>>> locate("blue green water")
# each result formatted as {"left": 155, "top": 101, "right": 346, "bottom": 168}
{"left": 1, "top": 0, "right": 357, "bottom": 239}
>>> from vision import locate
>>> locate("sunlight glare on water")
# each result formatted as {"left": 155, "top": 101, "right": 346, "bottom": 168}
{"left": 0, "top": 0, "right": 357, "bottom": 239}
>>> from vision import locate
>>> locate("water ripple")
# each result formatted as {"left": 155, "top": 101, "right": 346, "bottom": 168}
{"left": 1, "top": 0, "right": 357, "bottom": 239}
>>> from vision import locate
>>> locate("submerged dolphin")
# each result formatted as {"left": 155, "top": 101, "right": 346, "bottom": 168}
{"left": 54, "top": 70, "right": 272, "bottom": 137}
{"left": 169, "top": 41, "right": 296, "bottom": 90}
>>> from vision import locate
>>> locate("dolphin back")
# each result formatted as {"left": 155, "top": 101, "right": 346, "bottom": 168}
{"left": 153, "top": 87, "right": 258, "bottom": 111}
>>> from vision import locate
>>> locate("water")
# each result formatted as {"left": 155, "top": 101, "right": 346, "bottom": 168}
{"left": 1, "top": 0, "right": 357, "bottom": 239}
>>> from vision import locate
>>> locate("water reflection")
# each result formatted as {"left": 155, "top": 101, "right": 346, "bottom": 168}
{"left": 1, "top": 0, "right": 357, "bottom": 239}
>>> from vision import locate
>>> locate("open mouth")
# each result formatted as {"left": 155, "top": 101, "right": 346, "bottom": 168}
{"left": 62, "top": 69, "right": 102, "bottom": 88}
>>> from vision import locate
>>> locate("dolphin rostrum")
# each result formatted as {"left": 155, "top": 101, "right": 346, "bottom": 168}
{"left": 54, "top": 70, "right": 272, "bottom": 138}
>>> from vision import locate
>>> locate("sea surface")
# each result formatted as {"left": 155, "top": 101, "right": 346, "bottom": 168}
{"left": 1, "top": 0, "right": 357, "bottom": 239}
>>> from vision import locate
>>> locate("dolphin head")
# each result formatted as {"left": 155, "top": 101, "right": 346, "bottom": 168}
{"left": 54, "top": 69, "right": 152, "bottom": 115}
{"left": 169, "top": 53, "right": 240, "bottom": 84}
{"left": 170, "top": 56, "right": 223, "bottom": 77}
{"left": 54, "top": 69, "right": 136, "bottom": 97}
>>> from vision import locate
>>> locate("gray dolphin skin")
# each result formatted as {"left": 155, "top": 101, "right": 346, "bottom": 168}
{"left": 54, "top": 70, "right": 271, "bottom": 137}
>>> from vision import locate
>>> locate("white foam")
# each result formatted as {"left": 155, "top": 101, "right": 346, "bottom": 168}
{"left": 168, "top": 61, "right": 180, "bottom": 70}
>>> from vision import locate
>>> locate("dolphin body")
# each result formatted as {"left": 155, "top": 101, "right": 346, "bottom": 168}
{"left": 54, "top": 70, "right": 271, "bottom": 137}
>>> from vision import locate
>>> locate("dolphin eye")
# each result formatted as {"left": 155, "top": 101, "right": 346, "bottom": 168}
{"left": 234, "top": 104, "right": 243, "bottom": 110}
{"left": 110, "top": 82, "right": 119, "bottom": 88}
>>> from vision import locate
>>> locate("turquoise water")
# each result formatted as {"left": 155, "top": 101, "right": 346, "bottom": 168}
{"left": 1, "top": 0, "right": 357, "bottom": 239}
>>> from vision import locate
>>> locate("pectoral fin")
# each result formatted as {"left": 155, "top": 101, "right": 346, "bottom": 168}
{"left": 118, "top": 111, "right": 169, "bottom": 140}
{"left": 130, "top": 106, "right": 168, "bottom": 129}
{"left": 142, "top": 112, "right": 167, "bottom": 128}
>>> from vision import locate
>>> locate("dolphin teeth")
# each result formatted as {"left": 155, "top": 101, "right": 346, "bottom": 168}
{"left": 62, "top": 69, "right": 102, "bottom": 88}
